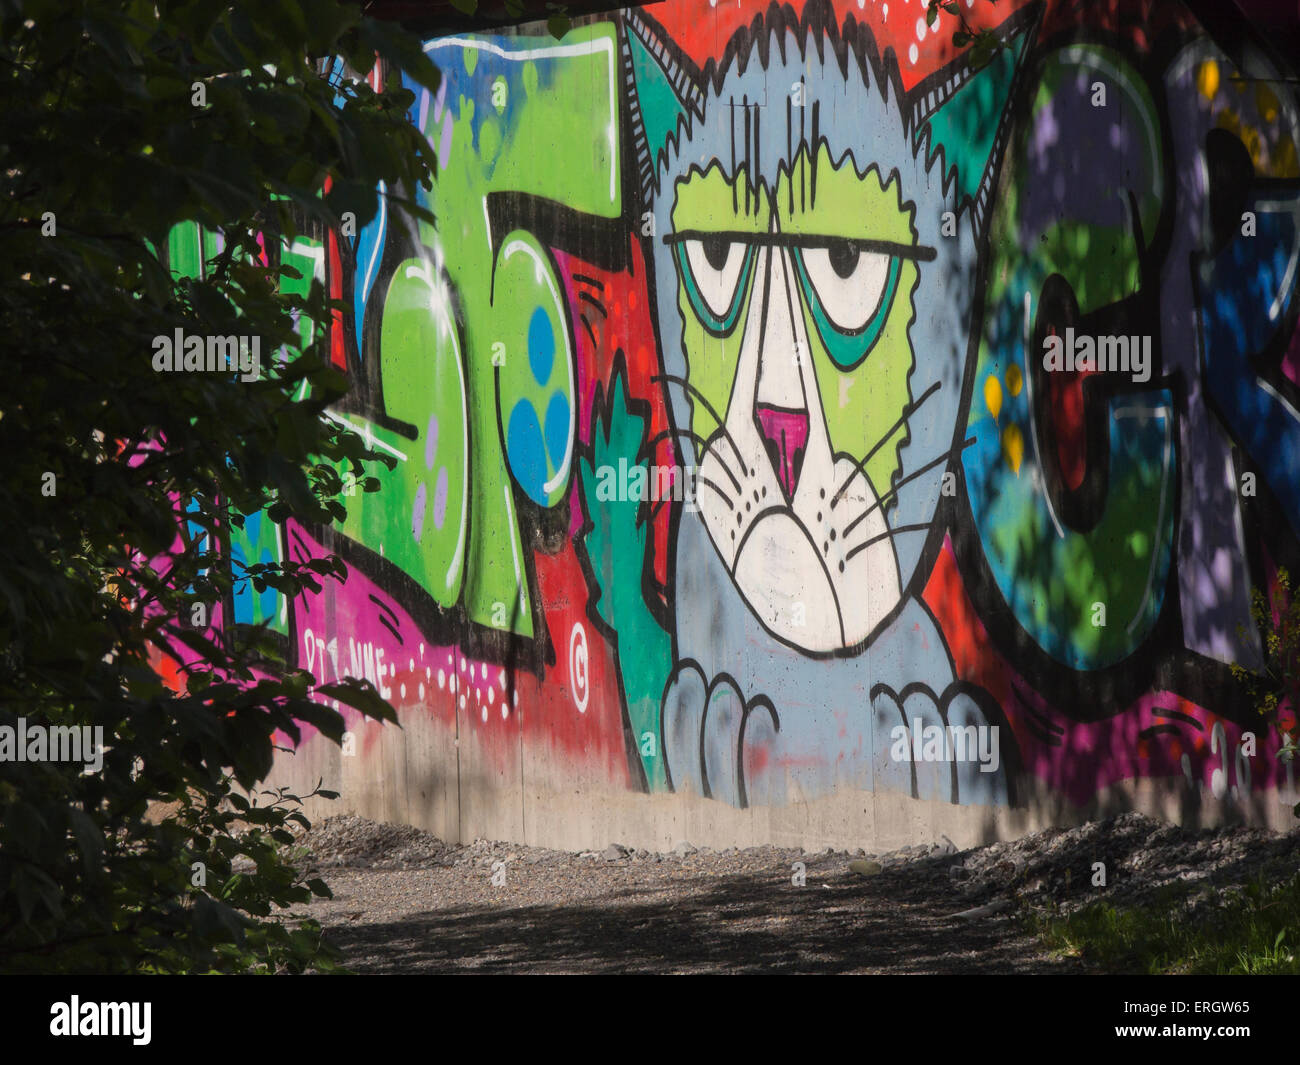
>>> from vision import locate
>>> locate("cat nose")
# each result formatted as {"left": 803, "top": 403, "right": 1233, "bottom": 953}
{"left": 755, "top": 403, "right": 809, "bottom": 501}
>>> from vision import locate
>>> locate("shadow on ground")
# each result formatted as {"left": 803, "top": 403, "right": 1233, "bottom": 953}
{"left": 320, "top": 857, "right": 1094, "bottom": 974}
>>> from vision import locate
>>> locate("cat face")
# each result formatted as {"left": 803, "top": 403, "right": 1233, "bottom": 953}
{"left": 645, "top": 15, "right": 980, "bottom": 653}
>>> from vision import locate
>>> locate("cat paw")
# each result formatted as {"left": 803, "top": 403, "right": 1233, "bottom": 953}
{"left": 661, "top": 660, "right": 778, "bottom": 807}
{"left": 662, "top": 665, "right": 1012, "bottom": 808}
{"left": 870, "top": 681, "right": 1011, "bottom": 805}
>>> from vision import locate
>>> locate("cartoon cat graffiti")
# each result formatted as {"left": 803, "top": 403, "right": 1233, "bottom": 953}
{"left": 167, "top": 0, "right": 1300, "bottom": 840}
{"left": 626, "top": 2, "right": 1029, "bottom": 807}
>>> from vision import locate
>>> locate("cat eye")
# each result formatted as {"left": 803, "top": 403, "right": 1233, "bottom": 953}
{"left": 793, "top": 240, "right": 902, "bottom": 370}
{"left": 675, "top": 237, "right": 755, "bottom": 336}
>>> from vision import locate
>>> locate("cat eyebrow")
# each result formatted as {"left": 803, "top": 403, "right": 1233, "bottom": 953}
{"left": 664, "top": 230, "right": 938, "bottom": 262}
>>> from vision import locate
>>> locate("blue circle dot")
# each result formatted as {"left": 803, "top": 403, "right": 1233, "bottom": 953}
{"left": 528, "top": 307, "right": 554, "bottom": 384}
{"left": 507, "top": 400, "right": 548, "bottom": 505}
{"left": 544, "top": 391, "right": 571, "bottom": 471}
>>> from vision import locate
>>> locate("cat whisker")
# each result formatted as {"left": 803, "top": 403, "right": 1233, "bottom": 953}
{"left": 652, "top": 374, "right": 750, "bottom": 477}
{"left": 841, "top": 436, "right": 976, "bottom": 540}
{"left": 646, "top": 413, "right": 746, "bottom": 498}
{"left": 668, "top": 422, "right": 745, "bottom": 497}
{"left": 640, "top": 424, "right": 744, "bottom": 510}
{"left": 648, "top": 464, "right": 736, "bottom": 522}
{"left": 642, "top": 425, "right": 711, "bottom": 465}
{"left": 696, "top": 476, "right": 735, "bottom": 510}
{"left": 841, "top": 523, "right": 933, "bottom": 564}
{"left": 709, "top": 443, "right": 745, "bottom": 496}
{"left": 830, "top": 381, "right": 941, "bottom": 507}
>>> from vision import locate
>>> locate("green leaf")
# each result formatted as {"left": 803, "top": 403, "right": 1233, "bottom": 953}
{"left": 0, "top": 0, "right": 428, "bottom": 973}
{"left": 68, "top": 809, "right": 106, "bottom": 870}
{"left": 314, "top": 681, "right": 399, "bottom": 725}
{"left": 194, "top": 894, "right": 249, "bottom": 944}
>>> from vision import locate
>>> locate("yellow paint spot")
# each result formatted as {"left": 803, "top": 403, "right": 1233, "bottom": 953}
{"left": 1006, "top": 363, "right": 1023, "bottom": 397}
{"left": 1256, "top": 83, "right": 1279, "bottom": 124}
{"left": 1276, "top": 136, "right": 1300, "bottom": 178}
{"left": 1002, "top": 423, "right": 1023, "bottom": 476}
{"left": 1217, "top": 108, "right": 1242, "bottom": 140}
{"left": 1215, "top": 109, "right": 1273, "bottom": 173}
{"left": 1242, "top": 125, "right": 1264, "bottom": 169}
{"left": 984, "top": 373, "right": 1002, "bottom": 422}
{"left": 1197, "top": 59, "right": 1219, "bottom": 100}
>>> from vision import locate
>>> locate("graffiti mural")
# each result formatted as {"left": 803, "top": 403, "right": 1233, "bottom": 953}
{"left": 166, "top": 0, "right": 1300, "bottom": 831}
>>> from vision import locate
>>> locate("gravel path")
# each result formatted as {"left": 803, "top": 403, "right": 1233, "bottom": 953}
{"left": 288, "top": 812, "right": 1299, "bottom": 974}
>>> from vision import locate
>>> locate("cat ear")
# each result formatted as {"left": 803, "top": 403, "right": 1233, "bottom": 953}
{"left": 907, "top": 5, "right": 1041, "bottom": 244}
{"left": 621, "top": 9, "right": 707, "bottom": 207}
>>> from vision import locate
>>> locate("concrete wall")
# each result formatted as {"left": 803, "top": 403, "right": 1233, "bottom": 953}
{"left": 237, "top": 0, "right": 1300, "bottom": 850}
